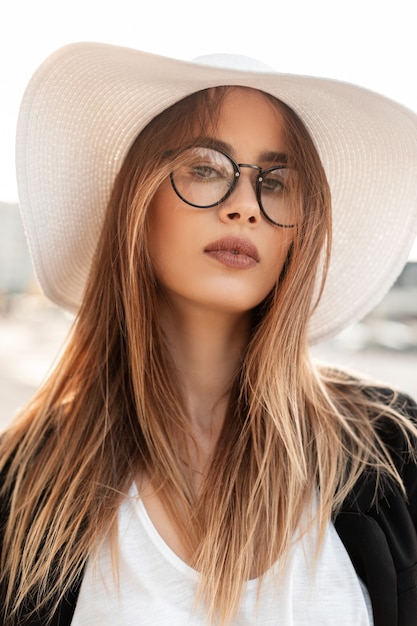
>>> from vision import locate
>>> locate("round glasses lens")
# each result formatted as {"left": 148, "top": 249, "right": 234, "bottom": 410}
{"left": 172, "top": 147, "right": 235, "bottom": 208}
{"left": 260, "top": 167, "right": 295, "bottom": 226}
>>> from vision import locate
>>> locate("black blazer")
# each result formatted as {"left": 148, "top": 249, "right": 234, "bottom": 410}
{"left": 1, "top": 391, "right": 417, "bottom": 625}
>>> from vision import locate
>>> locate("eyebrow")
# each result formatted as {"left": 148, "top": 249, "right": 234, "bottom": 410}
{"left": 192, "top": 136, "right": 288, "bottom": 165}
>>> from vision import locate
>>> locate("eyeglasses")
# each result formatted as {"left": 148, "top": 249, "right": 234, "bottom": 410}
{"left": 169, "top": 146, "right": 296, "bottom": 228}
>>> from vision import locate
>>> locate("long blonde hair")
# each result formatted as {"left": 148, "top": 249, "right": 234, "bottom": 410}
{"left": 1, "top": 87, "right": 416, "bottom": 625}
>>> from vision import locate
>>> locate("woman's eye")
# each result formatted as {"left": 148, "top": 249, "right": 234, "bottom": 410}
{"left": 262, "top": 178, "right": 283, "bottom": 194}
{"left": 262, "top": 169, "right": 289, "bottom": 195}
{"left": 189, "top": 163, "right": 226, "bottom": 181}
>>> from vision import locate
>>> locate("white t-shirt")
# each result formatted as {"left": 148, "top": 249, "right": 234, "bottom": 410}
{"left": 72, "top": 486, "right": 373, "bottom": 625}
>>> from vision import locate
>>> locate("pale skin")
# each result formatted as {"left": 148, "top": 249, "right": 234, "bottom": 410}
{"left": 141, "top": 88, "right": 294, "bottom": 562}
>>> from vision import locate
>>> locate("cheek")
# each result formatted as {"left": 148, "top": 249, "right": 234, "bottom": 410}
{"left": 147, "top": 189, "right": 196, "bottom": 286}
{"left": 264, "top": 233, "right": 293, "bottom": 284}
{"left": 148, "top": 186, "right": 177, "bottom": 257}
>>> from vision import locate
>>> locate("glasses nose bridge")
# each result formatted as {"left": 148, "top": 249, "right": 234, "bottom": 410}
{"left": 237, "top": 162, "right": 262, "bottom": 178}
{"left": 235, "top": 162, "right": 262, "bottom": 195}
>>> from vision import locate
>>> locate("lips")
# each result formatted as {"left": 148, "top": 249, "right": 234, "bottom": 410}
{"left": 204, "top": 236, "right": 260, "bottom": 269}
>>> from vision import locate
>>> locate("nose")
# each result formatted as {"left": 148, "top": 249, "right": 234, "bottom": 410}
{"left": 218, "top": 171, "right": 261, "bottom": 225}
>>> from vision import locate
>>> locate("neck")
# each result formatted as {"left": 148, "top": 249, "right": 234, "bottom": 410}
{"left": 158, "top": 297, "right": 251, "bottom": 457}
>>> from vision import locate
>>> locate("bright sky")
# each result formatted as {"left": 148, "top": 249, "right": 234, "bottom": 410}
{"left": 2, "top": 0, "right": 417, "bottom": 258}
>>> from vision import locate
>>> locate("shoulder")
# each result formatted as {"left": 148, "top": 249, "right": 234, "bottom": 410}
{"left": 340, "top": 385, "right": 417, "bottom": 516}
{"left": 335, "top": 388, "right": 417, "bottom": 622}
{"left": 361, "top": 385, "right": 417, "bottom": 418}
{"left": 363, "top": 386, "right": 417, "bottom": 468}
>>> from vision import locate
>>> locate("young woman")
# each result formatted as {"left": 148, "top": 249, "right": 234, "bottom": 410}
{"left": 1, "top": 43, "right": 417, "bottom": 626}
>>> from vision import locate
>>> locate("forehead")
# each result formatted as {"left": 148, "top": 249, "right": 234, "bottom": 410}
{"left": 155, "top": 86, "right": 288, "bottom": 160}
{"left": 208, "top": 87, "right": 287, "bottom": 159}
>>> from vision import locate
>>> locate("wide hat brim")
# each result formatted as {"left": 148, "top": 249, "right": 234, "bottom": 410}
{"left": 16, "top": 42, "right": 417, "bottom": 344}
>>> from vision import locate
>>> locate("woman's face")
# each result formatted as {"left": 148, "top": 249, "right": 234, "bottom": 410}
{"left": 148, "top": 88, "right": 294, "bottom": 319}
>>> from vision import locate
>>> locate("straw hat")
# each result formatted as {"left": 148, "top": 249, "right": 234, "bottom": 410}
{"left": 16, "top": 42, "right": 417, "bottom": 344}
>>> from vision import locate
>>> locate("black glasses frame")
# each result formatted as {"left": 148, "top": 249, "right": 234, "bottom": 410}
{"left": 169, "top": 146, "right": 295, "bottom": 228}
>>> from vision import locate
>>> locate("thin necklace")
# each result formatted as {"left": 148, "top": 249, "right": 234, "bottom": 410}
{"left": 190, "top": 466, "right": 207, "bottom": 477}
{"left": 180, "top": 458, "right": 208, "bottom": 477}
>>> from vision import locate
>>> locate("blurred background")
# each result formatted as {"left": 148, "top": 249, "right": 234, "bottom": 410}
{"left": 1, "top": 0, "right": 417, "bottom": 430}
